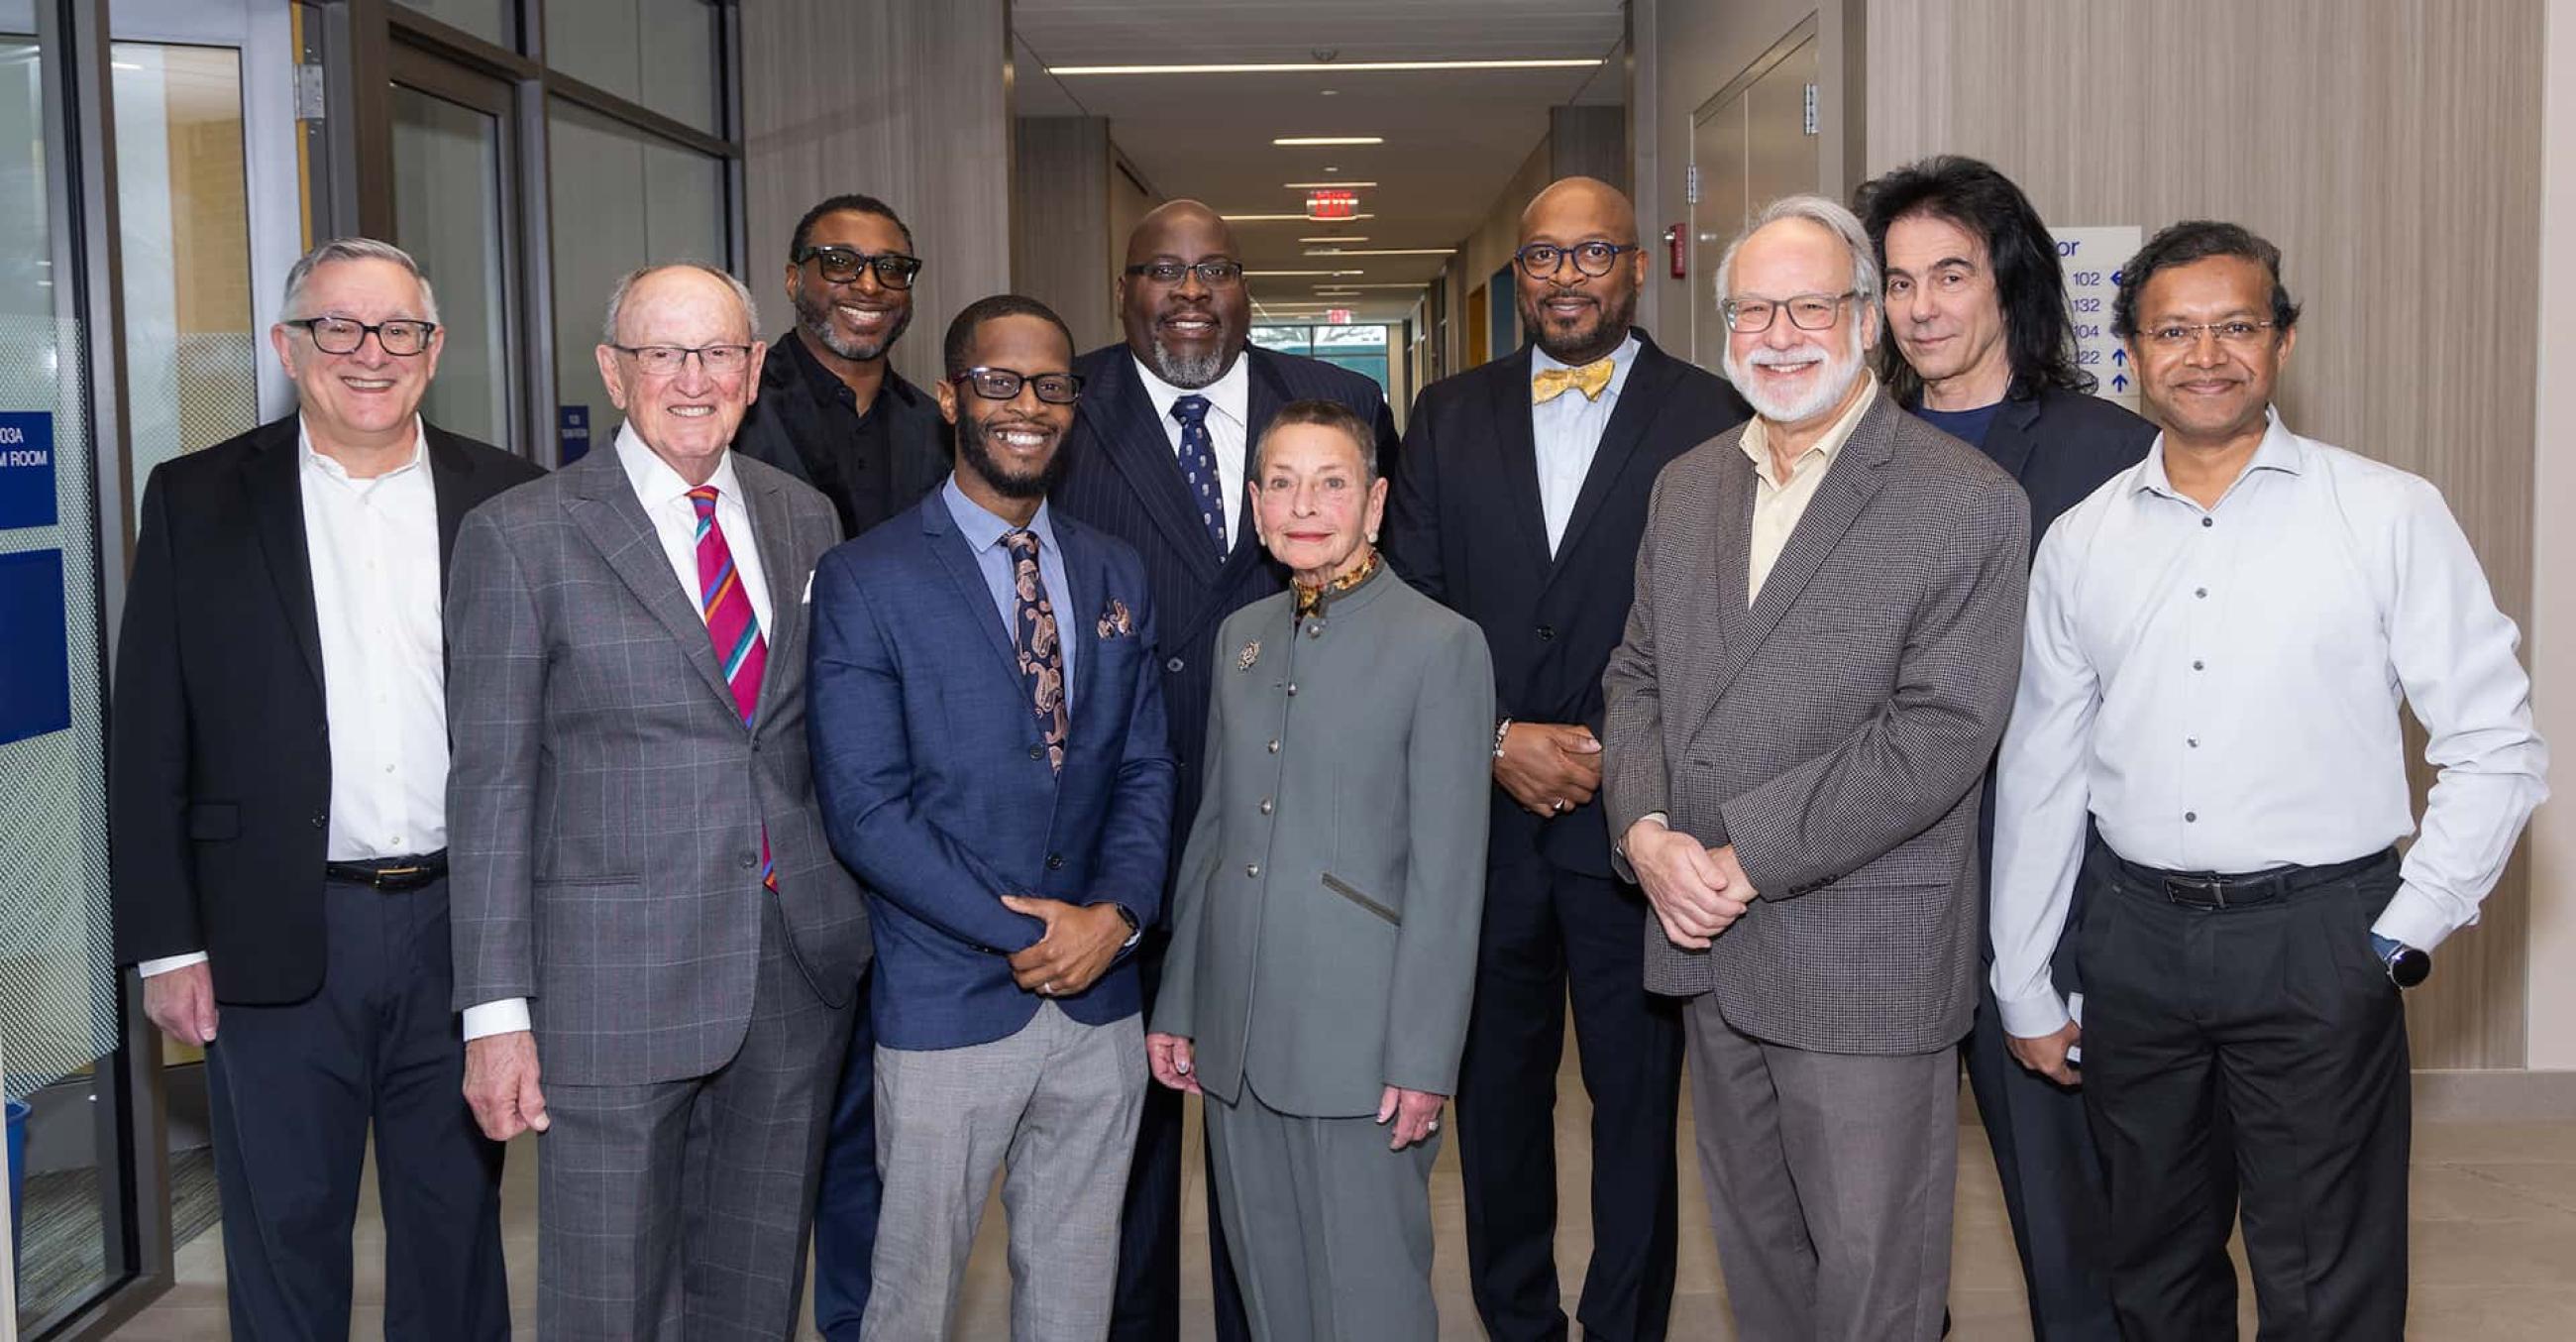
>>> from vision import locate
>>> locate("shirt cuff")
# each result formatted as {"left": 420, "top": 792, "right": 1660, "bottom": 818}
{"left": 1994, "top": 984, "right": 2073, "bottom": 1040}
{"left": 138, "top": 951, "right": 208, "bottom": 978}
{"left": 2370, "top": 884, "right": 2454, "bottom": 953}
{"left": 462, "top": 998, "right": 532, "bottom": 1042}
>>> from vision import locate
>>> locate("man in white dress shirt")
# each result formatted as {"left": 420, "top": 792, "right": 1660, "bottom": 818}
{"left": 111, "top": 238, "right": 539, "bottom": 1338}
{"left": 1989, "top": 220, "right": 2547, "bottom": 1342}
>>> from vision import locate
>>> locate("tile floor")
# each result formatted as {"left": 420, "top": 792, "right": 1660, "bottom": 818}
{"left": 105, "top": 1049, "right": 2576, "bottom": 1340}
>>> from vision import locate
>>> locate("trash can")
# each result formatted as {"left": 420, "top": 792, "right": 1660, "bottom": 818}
{"left": 6, "top": 1096, "right": 27, "bottom": 1286}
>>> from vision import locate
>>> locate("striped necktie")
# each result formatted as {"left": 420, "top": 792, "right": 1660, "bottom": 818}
{"left": 688, "top": 485, "right": 777, "bottom": 893}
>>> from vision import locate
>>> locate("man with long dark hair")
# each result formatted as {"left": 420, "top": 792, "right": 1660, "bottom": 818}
{"left": 1853, "top": 156, "right": 2153, "bottom": 1342}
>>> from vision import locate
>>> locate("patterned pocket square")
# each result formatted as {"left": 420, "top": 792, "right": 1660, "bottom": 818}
{"left": 1097, "top": 597, "right": 1135, "bottom": 639}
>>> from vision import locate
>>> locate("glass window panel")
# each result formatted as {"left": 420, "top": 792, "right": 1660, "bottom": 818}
{"left": 548, "top": 97, "right": 724, "bottom": 461}
{"left": 1248, "top": 326, "right": 1312, "bottom": 354}
{"left": 110, "top": 43, "right": 260, "bottom": 518}
{"left": 391, "top": 83, "right": 515, "bottom": 451}
{"left": 400, "top": 0, "right": 513, "bottom": 50}
{"left": 544, "top": 0, "right": 718, "bottom": 134}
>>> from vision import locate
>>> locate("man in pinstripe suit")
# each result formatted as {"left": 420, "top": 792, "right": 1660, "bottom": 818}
{"left": 1051, "top": 199, "right": 1399, "bottom": 1342}
{"left": 1600, "top": 196, "right": 2028, "bottom": 1341}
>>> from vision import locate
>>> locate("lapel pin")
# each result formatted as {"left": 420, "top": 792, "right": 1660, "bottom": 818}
{"left": 1237, "top": 639, "right": 1260, "bottom": 670}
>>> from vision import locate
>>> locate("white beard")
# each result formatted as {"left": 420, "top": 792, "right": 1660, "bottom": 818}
{"left": 1724, "top": 320, "right": 1867, "bottom": 425}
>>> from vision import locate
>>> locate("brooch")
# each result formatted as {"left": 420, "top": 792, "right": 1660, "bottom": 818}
{"left": 1236, "top": 639, "right": 1260, "bottom": 670}
{"left": 1097, "top": 597, "right": 1134, "bottom": 639}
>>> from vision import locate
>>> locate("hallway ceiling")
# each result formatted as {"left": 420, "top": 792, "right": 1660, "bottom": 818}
{"left": 1012, "top": 0, "right": 1627, "bottom": 324}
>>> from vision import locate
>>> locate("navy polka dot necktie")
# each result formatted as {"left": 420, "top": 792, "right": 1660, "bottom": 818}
{"left": 1170, "top": 393, "right": 1228, "bottom": 555}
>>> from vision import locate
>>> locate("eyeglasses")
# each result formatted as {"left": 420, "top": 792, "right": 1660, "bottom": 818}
{"left": 1123, "top": 259, "right": 1245, "bottom": 286}
{"left": 951, "top": 366, "right": 1084, "bottom": 404}
{"left": 284, "top": 316, "right": 438, "bottom": 356}
{"left": 1514, "top": 240, "right": 1637, "bottom": 279}
{"left": 1722, "top": 290, "right": 1858, "bottom": 333}
{"left": 797, "top": 246, "right": 924, "bottom": 290}
{"left": 2139, "top": 320, "right": 2277, "bottom": 350}
{"left": 610, "top": 343, "right": 755, "bottom": 376}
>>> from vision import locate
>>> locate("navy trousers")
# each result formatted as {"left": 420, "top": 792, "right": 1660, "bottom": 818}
{"left": 810, "top": 963, "right": 881, "bottom": 1341}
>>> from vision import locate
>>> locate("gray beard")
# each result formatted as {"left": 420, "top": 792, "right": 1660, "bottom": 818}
{"left": 1148, "top": 337, "right": 1227, "bottom": 389}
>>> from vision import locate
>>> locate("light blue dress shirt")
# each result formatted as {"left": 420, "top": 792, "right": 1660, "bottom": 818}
{"left": 1530, "top": 332, "right": 1641, "bottom": 554}
{"left": 943, "top": 474, "right": 1078, "bottom": 714}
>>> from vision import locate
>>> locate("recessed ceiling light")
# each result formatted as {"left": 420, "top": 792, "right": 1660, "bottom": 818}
{"left": 1299, "top": 236, "right": 1371, "bottom": 244}
{"left": 1049, "top": 59, "right": 1602, "bottom": 76}
{"left": 1244, "top": 270, "right": 1341, "bottom": 277}
{"left": 1321, "top": 88, "right": 1340, "bottom": 96}
{"left": 1303, "top": 247, "right": 1454, "bottom": 257}
{"left": 1274, "top": 136, "right": 1383, "bottom": 147}
{"left": 1282, "top": 181, "right": 1378, "bottom": 189}
{"left": 1337, "top": 283, "right": 1434, "bottom": 289}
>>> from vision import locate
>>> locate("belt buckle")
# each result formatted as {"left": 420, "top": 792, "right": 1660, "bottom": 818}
{"left": 2164, "top": 875, "right": 2227, "bottom": 908}
{"left": 375, "top": 864, "right": 422, "bottom": 884}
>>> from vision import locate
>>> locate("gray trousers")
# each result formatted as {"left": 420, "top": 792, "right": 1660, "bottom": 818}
{"left": 536, "top": 899, "right": 853, "bottom": 1341}
{"left": 1684, "top": 997, "right": 1958, "bottom": 1342}
{"left": 864, "top": 1003, "right": 1146, "bottom": 1341}
{"left": 1205, "top": 1082, "right": 1443, "bottom": 1342}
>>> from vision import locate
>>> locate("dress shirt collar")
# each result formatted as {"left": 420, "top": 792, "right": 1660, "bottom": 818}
{"left": 942, "top": 472, "right": 1061, "bottom": 557}
{"left": 1132, "top": 347, "right": 1251, "bottom": 431}
{"left": 1739, "top": 374, "right": 1878, "bottom": 487}
{"left": 1531, "top": 331, "right": 1642, "bottom": 400}
{"left": 614, "top": 420, "right": 746, "bottom": 510}
{"left": 297, "top": 416, "right": 429, "bottom": 485}
{"left": 2136, "top": 405, "right": 2304, "bottom": 504}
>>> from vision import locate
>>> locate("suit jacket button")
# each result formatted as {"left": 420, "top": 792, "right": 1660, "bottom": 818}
{"left": 1536, "top": 624, "right": 1556, "bottom": 640}
{"left": 1258, "top": 798, "right": 1273, "bottom": 815}
{"left": 1046, "top": 853, "right": 1065, "bottom": 870}
{"left": 740, "top": 852, "right": 757, "bottom": 869}
{"left": 309, "top": 813, "right": 326, "bottom": 830}
{"left": 1166, "top": 656, "right": 1185, "bottom": 673}
{"left": 1285, "top": 683, "right": 1298, "bottom": 696}
{"left": 1266, "top": 738, "right": 1280, "bottom": 753}
{"left": 1027, "top": 744, "right": 1046, "bottom": 760}
{"left": 1245, "top": 863, "right": 1260, "bottom": 878}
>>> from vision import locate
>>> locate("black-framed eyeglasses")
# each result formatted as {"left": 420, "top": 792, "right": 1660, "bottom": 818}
{"left": 1515, "top": 240, "right": 1638, "bottom": 279}
{"left": 610, "top": 343, "right": 756, "bottom": 377}
{"left": 951, "top": 366, "right": 1084, "bottom": 404}
{"left": 1123, "top": 259, "right": 1245, "bottom": 286}
{"left": 1722, "top": 290, "right": 1858, "bottom": 333}
{"left": 796, "top": 246, "right": 924, "bottom": 290}
{"left": 284, "top": 315, "right": 438, "bottom": 356}
{"left": 2140, "top": 319, "right": 2277, "bottom": 350}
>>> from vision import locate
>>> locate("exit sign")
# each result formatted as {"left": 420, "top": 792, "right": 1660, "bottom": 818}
{"left": 1325, "top": 308, "right": 1354, "bottom": 324}
{"left": 1306, "top": 189, "right": 1359, "bottom": 220}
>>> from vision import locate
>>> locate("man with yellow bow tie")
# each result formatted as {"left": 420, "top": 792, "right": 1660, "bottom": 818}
{"left": 1383, "top": 176, "right": 1749, "bottom": 1342}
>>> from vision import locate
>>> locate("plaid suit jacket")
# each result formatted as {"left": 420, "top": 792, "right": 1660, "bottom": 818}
{"left": 1602, "top": 391, "right": 2029, "bottom": 1054}
{"left": 445, "top": 446, "right": 869, "bottom": 1086}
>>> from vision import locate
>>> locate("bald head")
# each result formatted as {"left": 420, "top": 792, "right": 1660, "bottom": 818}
{"left": 1515, "top": 176, "right": 1645, "bottom": 365}
{"left": 1119, "top": 197, "right": 1251, "bottom": 387}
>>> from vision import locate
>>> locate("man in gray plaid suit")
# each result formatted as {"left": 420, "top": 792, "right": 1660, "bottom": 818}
{"left": 1601, "top": 195, "right": 2028, "bottom": 1342}
{"left": 447, "top": 263, "right": 871, "bottom": 1339}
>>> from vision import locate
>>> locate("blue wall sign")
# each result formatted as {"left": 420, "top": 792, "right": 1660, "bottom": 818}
{"left": 0, "top": 549, "right": 72, "bottom": 746}
{"left": 558, "top": 404, "right": 591, "bottom": 465}
{"left": 0, "top": 412, "right": 57, "bottom": 530}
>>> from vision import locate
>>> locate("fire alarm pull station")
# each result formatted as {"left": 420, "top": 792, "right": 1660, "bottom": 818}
{"left": 1664, "top": 224, "right": 1686, "bottom": 279}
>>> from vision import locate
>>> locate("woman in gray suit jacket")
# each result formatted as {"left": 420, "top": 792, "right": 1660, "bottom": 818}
{"left": 1148, "top": 398, "right": 1494, "bottom": 1341}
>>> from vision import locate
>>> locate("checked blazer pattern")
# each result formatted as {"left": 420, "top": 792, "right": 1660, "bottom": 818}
{"left": 1601, "top": 393, "right": 2030, "bottom": 1055}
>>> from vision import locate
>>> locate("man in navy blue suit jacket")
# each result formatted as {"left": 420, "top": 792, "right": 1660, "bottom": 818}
{"left": 808, "top": 294, "right": 1175, "bottom": 1337}
{"left": 1051, "top": 199, "right": 1397, "bottom": 1342}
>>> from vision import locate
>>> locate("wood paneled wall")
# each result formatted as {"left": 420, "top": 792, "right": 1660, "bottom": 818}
{"left": 1867, "top": 0, "right": 2547, "bottom": 1068}
{"left": 740, "top": 0, "right": 1014, "bottom": 393}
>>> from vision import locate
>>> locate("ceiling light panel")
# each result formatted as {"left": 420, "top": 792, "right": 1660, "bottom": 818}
{"left": 1273, "top": 136, "right": 1383, "bottom": 146}
{"left": 1050, "top": 58, "right": 1602, "bottom": 76}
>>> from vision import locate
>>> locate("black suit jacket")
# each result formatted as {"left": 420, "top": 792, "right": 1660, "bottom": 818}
{"left": 1383, "top": 332, "right": 1750, "bottom": 879}
{"left": 733, "top": 333, "right": 949, "bottom": 538}
{"left": 1051, "top": 343, "right": 1398, "bottom": 895}
{"left": 110, "top": 415, "right": 543, "bottom": 1004}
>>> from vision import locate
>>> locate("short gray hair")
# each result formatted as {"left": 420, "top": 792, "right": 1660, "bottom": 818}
{"left": 599, "top": 263, "right": 762, "bottom": 345}
{"left": 1712, "top": 194, "right": 1881, "bottom": 322}
{"left": 280, "top": 237, "right": 441, "bottom": 325}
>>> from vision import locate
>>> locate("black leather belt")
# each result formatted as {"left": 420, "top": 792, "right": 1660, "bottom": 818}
{"left": 325, "top": 851, "right": 448, "bottom": 892}
{"left": 2106, "top": 847, "right": 2394, "bottom": 910}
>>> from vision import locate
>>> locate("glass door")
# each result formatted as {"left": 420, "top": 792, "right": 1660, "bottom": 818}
{"left": 388, "top": 49, "right": 521, "bottom": 454}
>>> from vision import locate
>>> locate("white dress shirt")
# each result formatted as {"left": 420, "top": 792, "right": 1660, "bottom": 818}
{"left": 1988, "top": 410, "right": 2547, "bottom": 1038}
{"left": 141, "top": 418, "right": 447, "bottom": 980}
{"left": 1530, "top": 333, "right": 1640, "bottom": 554}
{"left": 461, "top": 425, "right": 773, "bottom": 1041}
{"left": 1133, "top": 351, "right": 1251, "bottom": 552}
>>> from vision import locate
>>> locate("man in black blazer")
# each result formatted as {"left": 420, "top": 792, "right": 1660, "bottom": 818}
{"left": 1383, "top": 176, "right": 1749, "bottom": 1342}
{"left": 1856, "top": 155, "right": 2158, "bottom": 1342}
{"left": 730, "top": 190, "right": 949, "bottom": 1342}
{"left": 111, "top": 239, "right": 540, "bottom": 1340}
{"left": 1051, "top": 198, "right": 1398, "bottom": 1342}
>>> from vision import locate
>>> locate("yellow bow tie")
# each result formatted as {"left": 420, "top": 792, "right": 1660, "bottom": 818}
{"left": 1532, "top": 358, "right": 1615, "bottom": 404}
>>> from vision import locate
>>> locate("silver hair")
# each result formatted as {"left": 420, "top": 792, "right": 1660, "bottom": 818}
{"left": 1711, "top": 194, "right": 1882, "bottom": 321}
{"left": 280, "top": 237, "right": 441, "bottom": 325}
{"left": 600, "top": 263, "right": 762, "bottom": 345}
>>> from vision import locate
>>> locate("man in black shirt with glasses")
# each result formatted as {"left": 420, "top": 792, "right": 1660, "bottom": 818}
{"left": 734, "top": 191, "right": 949, "bottom": 1342}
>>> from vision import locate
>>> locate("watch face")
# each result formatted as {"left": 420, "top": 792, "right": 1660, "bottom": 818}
{"left": 2389, "top": 948, "right": 2431, "bottom": 989}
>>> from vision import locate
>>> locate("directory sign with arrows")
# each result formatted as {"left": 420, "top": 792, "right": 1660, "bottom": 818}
{"left": 2049, "top": 225, "right": 2142, "bottom": 411}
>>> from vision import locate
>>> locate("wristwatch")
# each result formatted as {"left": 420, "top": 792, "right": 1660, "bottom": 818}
{"left": 1113, "top": 903, "right": 1143, "bottom": 951}
{"left": 2373, "top": 934, "right": 2430, "bottom": 989}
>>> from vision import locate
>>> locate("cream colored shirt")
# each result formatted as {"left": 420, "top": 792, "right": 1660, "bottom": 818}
{"left": 1739, "top": 378, "right": 1878, "bottom": 604}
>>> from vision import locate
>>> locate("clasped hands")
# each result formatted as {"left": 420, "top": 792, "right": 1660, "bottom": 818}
{"left": 1146, "top": 1034, "right": 1447, "bottom": 1151}
{"left": 1624, "top": 819, "right": 1756, "bottom": 950}
{"left": 1494, "top": 722, "right": 1601, "bottom": 819}
{"left": 1001, "top": 894, "right": 1128, "bottom": 999}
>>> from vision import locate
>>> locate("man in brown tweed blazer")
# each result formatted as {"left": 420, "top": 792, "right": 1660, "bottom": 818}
{"left": 1601, "top": 195, "right": 2028, "bottom": 1342}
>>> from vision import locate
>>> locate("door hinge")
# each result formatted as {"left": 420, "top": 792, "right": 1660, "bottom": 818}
{"left": 294, "top": 63, "right": 327, "bottom": 121}
{"left": 1685, "top": 163, "right": 1700, "bottom": 205}
{"left": 1803, "top": 82, "right": 1820, "bottom": 136}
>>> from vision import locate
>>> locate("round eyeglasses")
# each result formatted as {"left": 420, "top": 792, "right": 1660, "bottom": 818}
{"left": 1514, "top": 241, "right": 1638, "bottom": 279}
